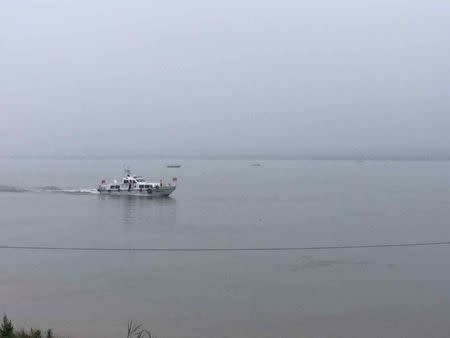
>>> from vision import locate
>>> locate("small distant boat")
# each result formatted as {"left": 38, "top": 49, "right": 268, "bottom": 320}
{"left": 167, "top": 164, "right": 182, "bottom": 168}
{"left": 250, "top": 163, "right": 261, "bottom": 167}
{"left": 97, "top": 167, "right": 177, "bottom": 197}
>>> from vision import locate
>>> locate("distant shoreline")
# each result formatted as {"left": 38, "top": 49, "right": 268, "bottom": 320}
{"left": 3, "top": 154, "right": 450, "bottom": 162}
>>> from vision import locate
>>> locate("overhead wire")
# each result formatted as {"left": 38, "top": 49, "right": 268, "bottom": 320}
{"left": 1, "top": 241, "right": 450, "bottom": 252}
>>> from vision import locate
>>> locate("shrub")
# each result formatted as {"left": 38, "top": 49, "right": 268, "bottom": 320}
{"left": 0, "top": 315, "right": 14, "bottom": 337}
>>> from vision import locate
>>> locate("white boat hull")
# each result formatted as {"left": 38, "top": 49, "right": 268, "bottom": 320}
{"left": 98, "top": 186, "right": 176, "bottom": 197}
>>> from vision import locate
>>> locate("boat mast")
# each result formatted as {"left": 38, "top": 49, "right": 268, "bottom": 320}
{"left": 124, "top": 164, "right": 131, "bottom": 177}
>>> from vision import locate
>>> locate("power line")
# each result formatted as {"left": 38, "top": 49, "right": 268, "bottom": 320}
{"left": 1, "top": 241, "right": 450, "bottom": 252}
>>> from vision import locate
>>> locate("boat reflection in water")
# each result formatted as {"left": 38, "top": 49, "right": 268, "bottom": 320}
{"left": 98, "top": 193, "right": 177, "bottom": 228}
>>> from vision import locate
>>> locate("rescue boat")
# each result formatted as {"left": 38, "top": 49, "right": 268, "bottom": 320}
{"left": 97, "top": 167, "right": 177, "bottom": 197}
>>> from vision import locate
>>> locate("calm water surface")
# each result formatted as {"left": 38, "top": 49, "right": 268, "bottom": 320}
{"left": 1, "top": 159, "right": 450, "bottom": 338}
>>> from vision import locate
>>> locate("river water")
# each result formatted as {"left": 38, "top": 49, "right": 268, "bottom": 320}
{"left": 1, "top": 159, "right": 450, "bottom": 337}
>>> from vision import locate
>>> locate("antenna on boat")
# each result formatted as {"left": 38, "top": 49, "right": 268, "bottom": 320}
{"left": 124, "top": 164, "right": 131, "bottom": 177}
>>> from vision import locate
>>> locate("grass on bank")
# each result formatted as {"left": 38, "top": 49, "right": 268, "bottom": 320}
{"left": 1, "top": 315, "right": 154, "bottom": 338}
{"left": 0, "top": 315, "right": 54, "bottom": 338}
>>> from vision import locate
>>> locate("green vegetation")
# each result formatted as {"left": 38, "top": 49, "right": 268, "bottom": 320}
{"left": 1, "top": 315, "right": 154, "bottom": 338}
{"left": 1, "top": 315, "right": 54, "bottom": 338}
{"left": 126, "top": 320, "right": 153, "bottom": 338}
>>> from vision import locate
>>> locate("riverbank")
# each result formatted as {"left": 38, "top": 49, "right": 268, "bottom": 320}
{"left": 1, "top": 315, "right": 53, "bottom": 338}
{"left": 0, "top": 316, "right": 152, "bottom": 338}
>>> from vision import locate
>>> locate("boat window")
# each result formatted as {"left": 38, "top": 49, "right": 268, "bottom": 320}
{"left": 124, "top": 180, "right": 129, "bottom": 184}
{"left": 144, "top": 185, "right": 149, "bottom": 188}
{"left": 139, "top": 185, "right": 144, "bottom": 189}
{"left": 136, "top": 179, "right": 145, "bottom": 182}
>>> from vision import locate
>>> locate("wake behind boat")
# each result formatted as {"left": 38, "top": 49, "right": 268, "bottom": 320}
{"left": 97, "top": 167, "right": 177, "bottom": 197}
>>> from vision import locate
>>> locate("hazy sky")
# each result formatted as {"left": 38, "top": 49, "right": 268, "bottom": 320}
{"left": 1, "top": 0, "right": 449, "bottom": 157}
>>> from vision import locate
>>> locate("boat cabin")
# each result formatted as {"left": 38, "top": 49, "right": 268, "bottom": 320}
{"left": 123, "top": 174, "right": 162, "bottom": 191}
